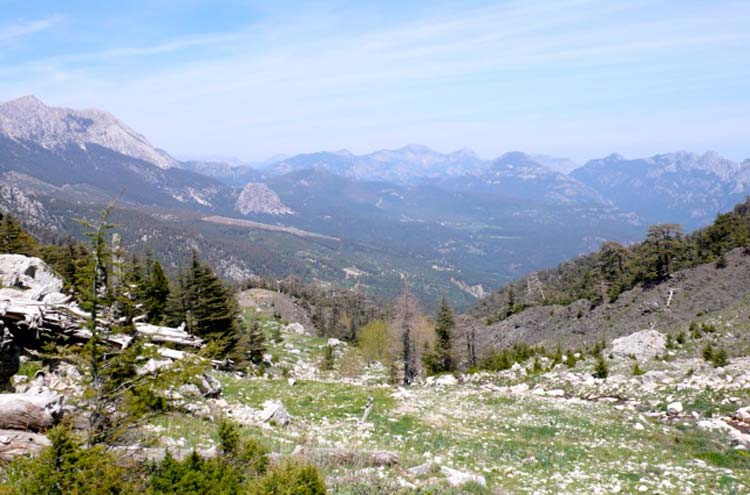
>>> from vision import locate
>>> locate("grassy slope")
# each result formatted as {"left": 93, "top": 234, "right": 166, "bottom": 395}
{"left": 147, "top": 310, "right": 750, "bottom": 494}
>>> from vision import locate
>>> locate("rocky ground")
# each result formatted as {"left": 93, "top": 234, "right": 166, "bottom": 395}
{"left": 133, "top": 316, "right": 750, "bottom": 494}
{"left": 3, "top": 257, "right": 749, "bottom": 494}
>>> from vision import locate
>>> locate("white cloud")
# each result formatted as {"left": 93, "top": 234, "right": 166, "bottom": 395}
{"left": 1, "top": 1, "right": 748, "bottom": 161}
{"left": 0, "top": 15, "right": 63, "bottom": 43}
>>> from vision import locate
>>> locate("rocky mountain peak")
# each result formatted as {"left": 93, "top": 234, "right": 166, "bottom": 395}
{"left": 0, "top": 95, "right": 177, "bottom": 170}
{"left": 235, "top": 182, "right": 294, "bottom": 216}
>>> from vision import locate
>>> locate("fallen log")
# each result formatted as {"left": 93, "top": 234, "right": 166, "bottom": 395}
{"left": 0, "top": 429, "right": 50, "bottom": 461}
{"left": 290, "top": 445, "right": 400, "bottom": 467}
{"left": 0, "top": 390, "right": 64, "bottom": 432}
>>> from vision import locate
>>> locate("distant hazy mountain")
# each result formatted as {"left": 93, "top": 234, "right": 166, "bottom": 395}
{"left": 530, "top": 154, "right": 579, "bottom": 174}
{"left": 571, "top": 151, "right": 750, "bottom": 228}
{"left": 266, "top": 144, "right": 486, "bottom": 183}
{"left": 440, "top": 152, "right": 608, "bottom": 206}
{"left": 179, "top": 160, "right": 262, "bottom": 187}
{"left": 0, "top": 96, "right": 177, "bottom": 169}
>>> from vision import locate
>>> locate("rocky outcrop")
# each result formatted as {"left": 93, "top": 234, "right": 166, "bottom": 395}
{"left": 235, "top": 183, "right": 294, "bottom": 216}
{"left": 610, "top": 330, "right": 666, "bottom": 361}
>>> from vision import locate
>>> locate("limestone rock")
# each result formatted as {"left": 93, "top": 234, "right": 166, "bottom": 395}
{"left": 610, "top": 330, "right": 666, "bottom": 362}
{"left": 0, "top": 254, "right": 65, "bottom": 303}
{"left": 439, "top": 466, "right": 486, "bottom": 487}
{"left": 667, "top": 401, "right": 683, "bottom": 416}
{"left": 259, "top": 400, "right": 290, "bottom": 426}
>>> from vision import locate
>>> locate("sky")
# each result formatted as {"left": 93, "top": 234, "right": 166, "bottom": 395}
{"left": 0, "top": 0, "right": 749, "bottom": 164}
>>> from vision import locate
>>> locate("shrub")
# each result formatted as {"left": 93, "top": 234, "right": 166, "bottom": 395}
{"left": 593, "top": 356, "right": 609, "bottom": 379}
{"left": 676, "top": 331, "right": 686, "bottom": 345}
{"left": 632, "top": 362, "right": 645, "bottom": 376}
{"left": 320, "top": 345, "right": 335, "bottom": 371}
{"left": 701, "top": 342, "right": 714, "bottom": 362}
{"left": 5, "top": 425, "right": 140, "bottom": 495}
{"left": 689, "top": 321, "right": 702, "bottom": 339}
{"left": 565, "top": 350, "right": 577, "bottom": 368}
{"left": 246, "top": 461, "right": 326, "bottom": 495}
{"left": 711, "top": 348, "right": 729, "bottom": 368}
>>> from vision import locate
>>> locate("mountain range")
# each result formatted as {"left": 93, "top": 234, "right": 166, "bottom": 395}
{"left": 1, "top": 95, "right": 748, "bottom": 306}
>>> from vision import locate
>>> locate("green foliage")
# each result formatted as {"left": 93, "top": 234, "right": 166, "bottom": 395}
{"left": 0, "top": 213, "right": 39, "bottom": 257}
{"left": 320, "top": 344, "right": 336, "bottom": 371}
{"left": 479, "top": 343, "right": 544, "bottom": 371}
{"left": 167, "top": 250, "right": 239, "bottom": 348}
{"left": 676, "top": 331, "right": 686, "bottom": 345}
{"left": 632, "top": 362, "right": 645, "bottom": 376}
{"left": 144, "top": 259, "right": 170, "bottom": 324}
{"left": 689, "top": 321, "right": 702, "bottom": 339}
{"left": 5, "top": 425, "right": 140, "bottom": 494}
{"left": 231, "top": 318, "right": 267, "bottom": 368}
{"left": 475, "top": 198, "right": 750, "bottom": 320}
{"left": 711, "top": 348, "right": 729, "bottom": 368}
{"left": 565, "top": 350, "right": 578, "bottom": 368}
{"left": 593, "top": 355, "right": 609, "bottom": 379}
{"left": 358, "top": 319, "right": 391, "bottom": 365}
{"left": 424, "top": 299, "right": 456, "bottom": 375}
{"left": 702, "top": 342, "right": 714, "bottom": 362}
{"left": 245, "top": 461, "right": 327, "bottom": 495}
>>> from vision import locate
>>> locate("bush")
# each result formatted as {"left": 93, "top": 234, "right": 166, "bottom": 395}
{"left": 702, "top": 342, "right": 714, "bottom": 362}
{"left": 5, "top": 425, "right": 140, "bottom": 494}
{"left": 565, "top": 350, "right": 578, "bottom": 368}
{"left": 632, "top": 362, "right": 645, "bottom": 376}
{"left": 320, "top": 345, "right": 335, "bottom": 371}
{"left": 711, "top": 348, "right": 729, "bottom": 368}
{"left": 593, "top": 355, "right": 609, "bottom": 379}
{"left": 246, "top": 461, "right": 326, "bottom": 495}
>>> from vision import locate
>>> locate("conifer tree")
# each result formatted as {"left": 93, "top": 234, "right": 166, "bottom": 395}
{"left": 245, "top": 320, "right": 267, "bottom": 364}
{"left": 167, "top": 250, "right": 238, "bottom": 348}
{"left": 144, "top": 259, "right": 170, "bottom": 323}
{"left": 424, "top": 298, "right": 456, "bottom": 375}
{"left": 0, "top": 213, "right": 38, "bottom": 256}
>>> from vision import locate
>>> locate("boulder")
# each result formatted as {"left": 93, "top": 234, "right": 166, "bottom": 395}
{"left": 440, "top": 466, "right": 486, "bottom": 487}
{"left": 667, "top": 401, "right": 683, "bottom": 416}
{"left": 259, "top": 400, "right": 290, "bottom": 426}
{"left": 610, "top": 330, "right": 666, "bottom": 362}
{"left": 0, "top": 254, "right": 65, "bottom": 303}
{"left": 734, "top": 406, "right": 750, "bottom": 423}
{"left": 0, "top": 389, "right": 64, "bottom": 431}
{"left": 0, "top": 429, "right": 51, "bottom": 461}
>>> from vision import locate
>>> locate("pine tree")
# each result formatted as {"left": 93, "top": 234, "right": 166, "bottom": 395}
{"left": 243, "top": 319, "right": 267, "bottom": 365}
{"left": 167, "top": 251, "right": 238, "bottom": 349}
{"left": 0, "top": 213, "right": 38, "bottom": 256}
{"left": 144, "top": 260, "right": 170, "bottom": 323}
{"left": 425, "top": 298, "right": 455, "bottom": 375}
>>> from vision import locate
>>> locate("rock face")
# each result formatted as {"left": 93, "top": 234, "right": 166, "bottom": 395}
{"left": 0, "top": 254, "right": 66, "bottom": 303}
{"left": 0, "top": 96, "right": 176, "bottom": 169}
{"left": 235, "top": 183, "right": 294, "bottom": 216}
{"left": 610, "top": 330, "right": 667, "bottom": 362}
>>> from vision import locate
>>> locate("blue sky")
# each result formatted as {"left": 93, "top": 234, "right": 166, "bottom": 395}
{"left": 1, "top": 0, "right": 749, "bottom": 163}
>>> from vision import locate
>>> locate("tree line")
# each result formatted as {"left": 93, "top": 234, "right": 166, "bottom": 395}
{"left": 477, "top": 198, "right": 750, "bottom": 324}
